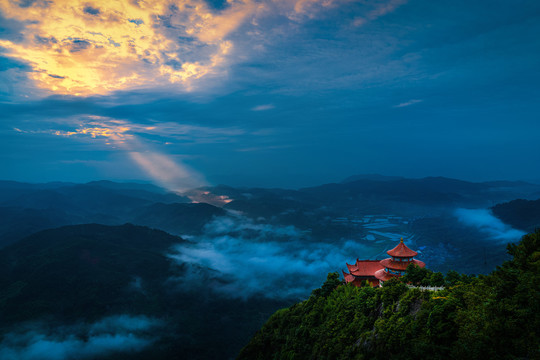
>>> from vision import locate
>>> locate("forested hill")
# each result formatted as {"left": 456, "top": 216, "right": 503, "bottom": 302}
{"left": 492, "top": 198, "right": 540, "bottom": 232}
{"left": 0, "top": 224, "right": 289, "bottom": 360}
{"left": 238, "top": 230, "right": 540, "bottom": 360}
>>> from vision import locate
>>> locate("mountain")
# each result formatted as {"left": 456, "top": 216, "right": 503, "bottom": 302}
{"left": 0, "top": 224, "right": 289, "bottom": 360}
{"left": 0, "top": 181, "right": 190, "bottom": 247}
{"left": 0, "top": 180, "right": 76, "bottom": 203}
{"left": 492, "top": 198, "right": 540, "bottom": 232}
{"left": 1, "top": 176, "right": 537, "bottom": 277}
{"left": 341, "top": 174, "right": 405, "bottom": 183}
{"left": 85, "top": 180, "right": 171, "bottom": 193}
{"left": 238, "top": 230, "right": 540, "bottom": 360}
{"left": 2, "top": 183, "right": 188, "bottom": 213}
{"left": 0, "top": 181, "right": 188, "bottom": 208}
{"left": 0, "top": 223, "right": 182, "bottom": 324}
{"left": 132, "top": 202, "right": 226, "bottom": 235}
{"left": 0, "top": 206, "right": 75, "bottom": 247}
{"left": 300, "top": 176, "right": 540, "bottom": 209}
{"left": 0, "top": 176, "right": 539, "bottom": 358}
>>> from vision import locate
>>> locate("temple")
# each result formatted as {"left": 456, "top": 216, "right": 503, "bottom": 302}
{"left": 343, "top": 238, "right": 425, "bottom": 287}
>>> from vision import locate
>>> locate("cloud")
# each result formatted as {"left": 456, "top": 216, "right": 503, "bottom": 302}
{"left": 48, "top": 115, "right": 245, "bottom": 143}
{"left": 135, "top": 122, "right": 246, "bottom": 142}
{"left": 236, "top": 144, "right": 292, "bottom": 152}
{"left": 53, "top": 125, "right": 130, "bottom": 139}
{"left": 454, "top": 208, "right": 525, "bottom": 242}
{"left": 0, "top": 315, "right": 161, "bottom": 360}
{"left": 353, "top": 0, "right": 408, "bottom": 27}
{"left": 394, "top": 99, "right": 423, "bottom": 108}
{"left": 0, "top": 0, "right": 258, "bottom": 96}
{"left": 0, "top": 0, "right": 349, "bottom": 96}
{"left": 48, "top": 115, "right": 210, "bottom": 191}
{"left": 283, "top": 0, "right": 343, "bottom": 19}
{"left": 168, "top": 214, "right": 376, "bottom": 299}
{"left": 251, "top": 104, "right": 274, "bottom": 111}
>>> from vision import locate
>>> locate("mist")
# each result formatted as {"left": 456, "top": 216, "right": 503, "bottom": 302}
{"left": 0, "top": 315, "right": 161, "bottom": 360}
{"left": 454, "top": 208, "right": 525, "bottom": 242}
{"left": 168, "top": 215, "right": 377, "bottom": 299}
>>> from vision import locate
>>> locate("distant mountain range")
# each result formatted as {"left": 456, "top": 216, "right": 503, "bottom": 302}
{"left": 302, "top": 176, "right": 540, "bottom": 208}
{"left": 0, "top": 181, "right": 204, "bottom": 247}
{"left": 341, "top": 174, "right": 405, "bottom": 183}
{"left": 0, "top": 175, "right": 539, "bottom": 359}
{"left": 192, "top": 176, "right": 540, "bottom": 232}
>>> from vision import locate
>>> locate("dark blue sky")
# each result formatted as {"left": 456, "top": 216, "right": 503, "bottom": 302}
{"left": 1, "top": 0, "right": 539, "bottom": 189}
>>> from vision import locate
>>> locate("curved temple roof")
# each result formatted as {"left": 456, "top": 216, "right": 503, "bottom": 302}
{"left": 344, "top": 238, "right": 425, "bottom": 287}
{"left": 346, "top": 260, "right": 384, "bottom": 276}
{"left": 374, "top": 269, "right": 395, "bottom": 282}
{"left": 387, "top": 238, "right": 418, "bottom": 258}
{"left": 379, "top": 258, "right": 425, "bottom": 271}
{"left": 342, "top": 270, "right": 356, "bottom": 283}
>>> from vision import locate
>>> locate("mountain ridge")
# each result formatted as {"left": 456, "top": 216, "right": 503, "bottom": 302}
{"left": 0, "top": 223, "right": 289, "bottom": 360}
{"left": 238, "top": 230, "right": 540, "bottom": 360}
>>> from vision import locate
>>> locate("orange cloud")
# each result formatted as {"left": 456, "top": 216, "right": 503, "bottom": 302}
{"left": 49, "top": 115, "right": 245, "bottom": 143}
{"left": 352, "top": 0, "right": 408, "bottom": 27}
{"left": 271, "top": 0, "right": 345, "bottom": 20}
{"left": 53, "top": 125, "right": 130, "bottom": 139}
{"left": 0, "top": 0, "right": 356, "bottom": 96}
{"left": 0, "top": 0, "right": 258, "bottom": 96}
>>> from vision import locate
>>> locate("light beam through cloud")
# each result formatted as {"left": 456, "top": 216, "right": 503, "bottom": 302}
{"left": 51, "top": 116, "right": 208, "bottom": 192}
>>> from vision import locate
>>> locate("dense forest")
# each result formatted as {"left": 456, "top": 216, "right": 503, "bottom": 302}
{"left": 0, "top": 224, "right": 288, "bottom": 360}
{"left": 238, "top": 230, "right": 540, "bottom": 360}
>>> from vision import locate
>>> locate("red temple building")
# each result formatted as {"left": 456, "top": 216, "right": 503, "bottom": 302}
{"left": 343, "top": 238, "right": 425, "bottom": 287}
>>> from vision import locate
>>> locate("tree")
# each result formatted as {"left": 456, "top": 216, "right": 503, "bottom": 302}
{"left": 429, "top": 272, "right": 445, "bottom": 287}
{"left": 445, "top": 270, "right": 461, "bottom": 286}
{"left": 401, "top": 263, "right": 430, "bottom": 285}
{"left": 312, "top": 272, "right": 341, "bottom": 298}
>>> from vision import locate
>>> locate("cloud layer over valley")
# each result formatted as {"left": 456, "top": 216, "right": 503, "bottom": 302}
{"left": 0, "top": 315, "right": 161, "bottom": 360}
{"left": 168, "top": 214, "right": 378, "bottom": 299}
{"left": 454, "top": 208, "right": 525, "bottom": 242}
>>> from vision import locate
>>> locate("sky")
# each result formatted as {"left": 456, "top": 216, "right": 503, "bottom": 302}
{"left": 1, "top": 0, "right": 539, "bottom": 190}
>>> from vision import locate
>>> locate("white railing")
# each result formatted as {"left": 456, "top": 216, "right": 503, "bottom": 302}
{"left": 406, "top": 285, "right": 445, "bottom": 291}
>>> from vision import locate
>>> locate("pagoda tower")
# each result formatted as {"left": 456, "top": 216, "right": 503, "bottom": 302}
{"left": 374, "top": 238, "right": 425, "bottom": 285}
{"left": 343, "top": 238, "right": 425, "bottom": 287}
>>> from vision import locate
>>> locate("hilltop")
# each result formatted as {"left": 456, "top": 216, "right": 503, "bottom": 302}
{"left": 238, "top": 230, "right": 540, "bottom": 360}
{"left": 492, "top": 198, "right": 540, "bottom": 232}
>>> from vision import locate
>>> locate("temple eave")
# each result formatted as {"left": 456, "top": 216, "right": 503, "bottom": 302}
{"left": 379, "top": 258, "right": 426, "bottom": 271}
{"left": 343, "top": 239, "right": 426, "bottom": 287}
{"left": 374, "top": 268, "right": 397, "bottom": 282}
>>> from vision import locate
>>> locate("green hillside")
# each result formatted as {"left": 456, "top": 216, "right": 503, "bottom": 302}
{"left": 0, "top": 224, "right": 289, "bottom": 360}
{"left": 0, "top": 223, "right": 181, "bottom": 323}
{"left": 492, "top": 198, "right": 540, "bottom": 232}
{"left": 238, "top": 230, "right": 540, "bottom": 360}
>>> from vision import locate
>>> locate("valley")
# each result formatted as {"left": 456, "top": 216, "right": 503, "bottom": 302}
{"left": 0, "top": 175, "right": 539, "bottom": 359}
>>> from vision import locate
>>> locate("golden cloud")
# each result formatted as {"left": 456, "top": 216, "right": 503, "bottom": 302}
{"left": 0, "top": 0, "right": 262, "bottom": 95}
{"left": 53, "top": 126, "right": 130, "bottom": 139}
{"left": 0, "top": 0, "right": 357, "bottom": 96}
{"left": 48, "top": 115, "right": 246, "bottom": 144}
